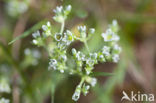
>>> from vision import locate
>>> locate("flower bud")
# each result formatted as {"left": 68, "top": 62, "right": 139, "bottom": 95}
{"left": 32, "top": 31, "right": 40, "bottom": 38}
{"left": 49, "top": 59, "right": 57, "bottom": 70}
{"left": 72, "top": 85, "right": 81, "bottom": 101}
{"left": 72, "top": 48, "right": 77, "bottom": 55}
{"left": 54, "top": 33, "right": 62, "bottom": 41}
{"left": 82, "top": 84, "right": 90, "bottom": 96}
{"left": 78, "top": 26, "right": 87, "bottom": 38}
{"left": 64, "top": 5, "right": 72, "bottom": 15}
{"left": 86, "top": 77, "right": 97, "bottom": 87}
{"left": 89, "top": 28, "right": 95, "bottom": 34}
{"left": 112, "top": 54, "right": 119, "bottom": 63}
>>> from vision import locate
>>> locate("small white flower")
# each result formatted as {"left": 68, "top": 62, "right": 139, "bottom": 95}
{"left": 78, "top": 26, "right": 86, "bottom": 33}
{"left": 66, "top": 30, "right": 74, "bottom": 41}
{"left": 113, "top": 34, "right": 120, "bottom": 41}
{"left": 82, "top": 84, "right": 90, "bottom": 96}
{"left": 72, "top": 48, "right": 77, "bottom": 55}
{"left": 72, "top": 85, "right": 81, "bottom": 101}
{"left": 86, "top": 69, "right": 91, "bottom": 75}
{"left": 86, "top": 77, "right": 97, "bottom": 87}
{"left": 72, "top": 91, "right": 80, "bottom": 101}
{"left": 42, "top": 22, "right": 52, "bottom": 36}
{"left": 102, "top": 46, "right": 110, "bottom": 56}
{"left": 99, "top": 55, "right": 104, "bottom": 59}
{"left": 112, "top": 19, "right": 117, "bottom": 26}
{"left": 78, "top": 26, "right": 87, "bottom": 39}
{"left": 101, "top": 29, "right": 119, "bottom": 42}
{"left": 53, "top": 5, "right": 72, "bottom": 23}
{"left": 60, "top": 69, "right": 64, "bottom": 73}
{"left": 89, "top": 53, "right": 98, "bottom": 59}
{"left": 112, "top": 54, "right": 119, "bottom": 63}
{"left": 42, "top": 21, "right": 51, "bottom": 31}
{"left": 66, "top": 5, "right": 72, "bottom": 11}
{"left": 76, "top": 52, "right": 81, "bottom": 60}
{"left": 98, "top": 54, "right": 105, "bottom": 62}
{"left": 86, "top": 59, "right": 94, "bottom": 66}
{"left": 53, "top": 6, "right": 63, "bottom": 13}
{"left": 89, "top": 28, "right": 95, "bottom": 34}
{"left": 42, "top": 25, "right": 48, "bottom": 31}
{"left": 24, "top": 48, "right": 31, "bottom": 55}
{"left": 0, "top": 79, "right": 11, "bottom": 93}
{"left": 54, "top": 33, "right": 62, "bottom": 41}
{"left": 61, "top": 55, "right": 67, "bottom": 61}
{"left": 49, "top": 59, "right": 57, "bottom": 70}
{"left": 75, "top": 51, "right": 85, "bottom": 61}
{"left": 32, "top": 31, "right": 40, "bottom": 38}
{"left": 85, "top": 85, "right": 90, "bottom": 90}
{"left": 0, "top": 98, "right": 10, "bottom": 103}
{"left": 113, "top": 44, "right": 122, "bottom": 53}
{"left": 32, "top": 40, "right": 38, "bottom": 45}
{"left": 47, "top": 21, "right": 51, "bottom": 27}
{"left": 90, "top": 78, "right": 97, "bottom": 87}
{"left": 62, "top": 30, "right": 74, "bottom": 46}
{"left": 49, "top": 59, "right": 57, "bottom": 65}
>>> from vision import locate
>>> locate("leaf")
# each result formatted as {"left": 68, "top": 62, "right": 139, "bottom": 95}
{"left": 90, "top": 72, "right": 114, "bottom": 77}
{"left": 8, "top": 20, "right": 47, "bottom": 45}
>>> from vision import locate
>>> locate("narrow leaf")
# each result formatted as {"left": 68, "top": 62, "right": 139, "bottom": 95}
{"left": 8, "top": 20, "right": 47, "bottom": 45}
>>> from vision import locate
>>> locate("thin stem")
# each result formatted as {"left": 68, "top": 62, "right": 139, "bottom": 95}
{"left": 84, "top": 40, "right": 90, "bottom": 53}
{"left": 51, "top": 85, "right": 55, "bottom": 103}
{"left": 51, "top": 89, "right": 55, "bottom": 103}
{"left": 79, "top": 77, "right": 85, "bottom": 87}
{"left": 60, "top": 21, "right": 65, "bottom": 34}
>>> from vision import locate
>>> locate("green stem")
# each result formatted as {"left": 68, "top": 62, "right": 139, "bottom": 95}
{"left": 79, "top": 77, "right": 85, "bottom": 87}
{"left": 51, "top": 86, "right": 55, "bottom": 103}
{"left": 84, "top": 40, "right": 90, "bottom": 53}
{"left": 60, "top": 21, "right": 65, "bottom": 34}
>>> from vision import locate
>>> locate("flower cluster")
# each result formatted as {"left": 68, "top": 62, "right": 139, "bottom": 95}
{"left": 72, "top": 76, "right": 97, "bottom": 101}
{"left": 48, "top": 30, "right": 75, "bottom": 73}
{"left": 53, "top": 5, "right": 71, "bottom": 23}
{"left": 0, "top": 98, "right": 10, "bottom": 103}
{"left": 101, "top": 20, "right": 122, "bottom": 63}
{"left": 42, "top": 21, "right": 52, "bottom": 37}
{"left": 32, "top": 31, "right": 44, "bottom": 46}
{"left": 6, "top": 0, "right": 29, "bottom": 17}
{"left": 0, "top": 78, "right": 11, "bottom": 93}
{"left": 31, "top": 5, "right": 121, "bottom": 101}
{"left": 101, "top": 20, "right": 119, "bottom": 42}
{"left": 22, "top": 48, "right": 41, "bottom": 67}
{"left": 70, "top": 20, "right": 121, "bottom": 101}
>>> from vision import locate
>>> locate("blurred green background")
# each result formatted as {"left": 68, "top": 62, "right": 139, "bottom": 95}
{"left": 0, "top": 0, "right": 156, "bottom": 103}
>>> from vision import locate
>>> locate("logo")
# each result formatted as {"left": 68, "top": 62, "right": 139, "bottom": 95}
{"left": 121, "top": 91, "right": 154, "bottom": 102}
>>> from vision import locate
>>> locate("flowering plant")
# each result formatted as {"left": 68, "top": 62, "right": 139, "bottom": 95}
{"left": 31, "top": 4, "right": 121, "bottom": 101}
